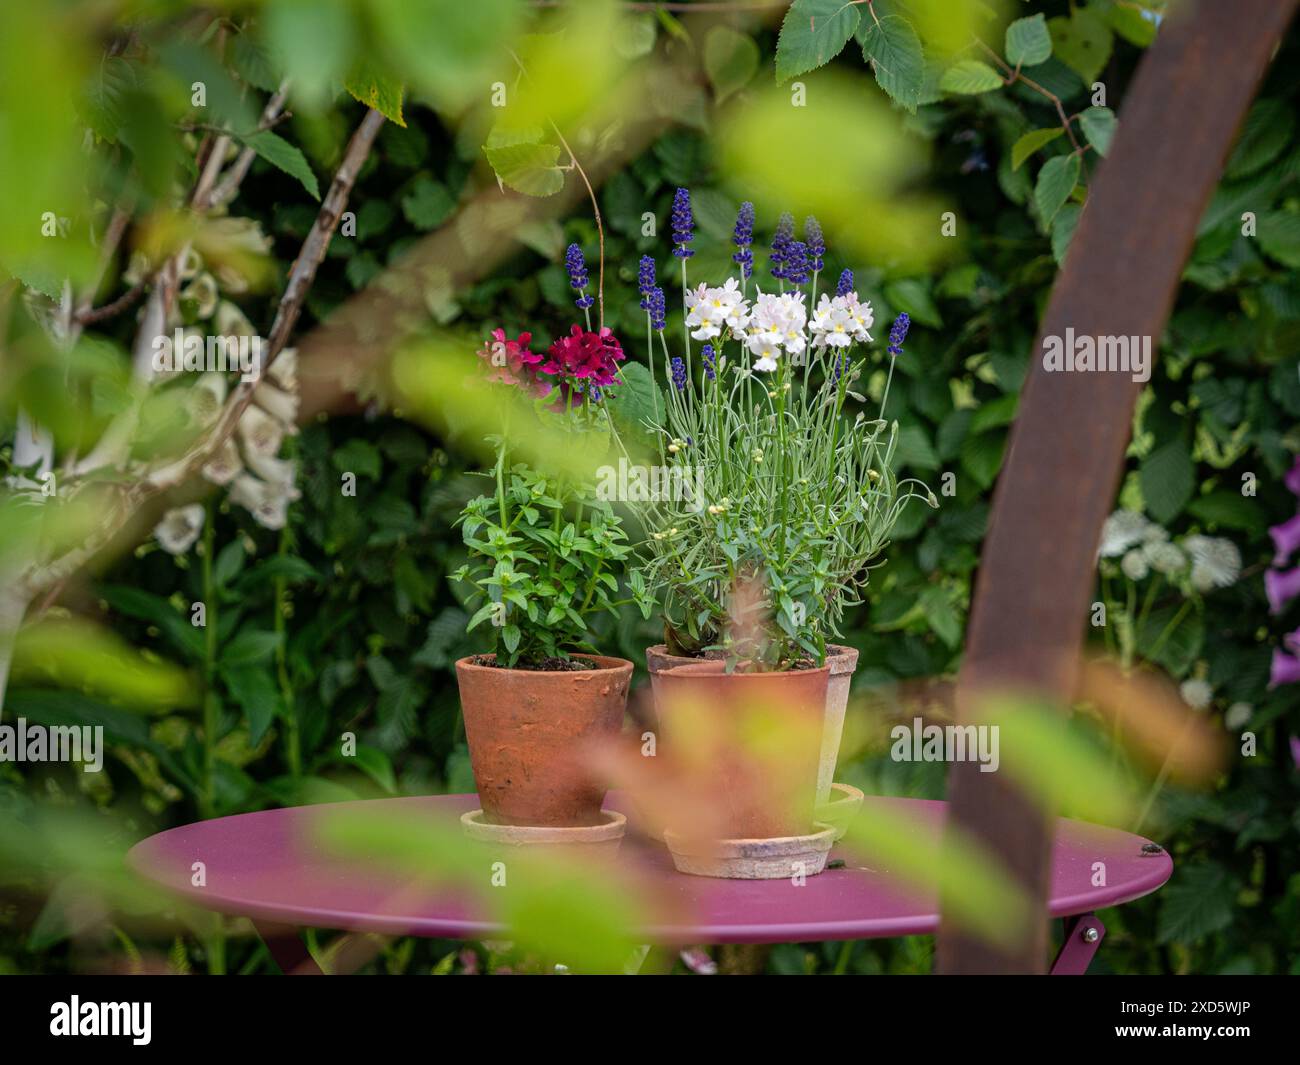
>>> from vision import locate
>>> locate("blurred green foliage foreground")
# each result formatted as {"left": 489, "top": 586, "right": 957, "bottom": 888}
{"left": 1, "top": 0, "right": 1298, "bottom": 975}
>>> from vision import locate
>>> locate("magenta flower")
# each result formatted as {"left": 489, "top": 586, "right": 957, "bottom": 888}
{"left": 542, "top": 325, "right": 626, "bottom": 390}
{"left": 1286, "top": 455, "right": 1300, "bottom": 496}
{"left": 1291, "top": 735, "right": 1300, "bottom": 771}
{"left": 1266, "top": 566, "right": 1300, "bottom": 615}
{"left": 1270, "top": 514, "right": 1300, "bottom": 566}
{"left": 477, "top": 328, "right": 546, "bottom": 394}
{"left": 1269, "top": 647, "right": 1300, "bottom": 688}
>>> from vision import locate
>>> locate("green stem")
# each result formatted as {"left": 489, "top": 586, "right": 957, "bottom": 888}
{"left": 200, "top": 500, "right": 219, "bottom": 820}
{"left": 275, "top": 523, "right": 299, "bottom": 778}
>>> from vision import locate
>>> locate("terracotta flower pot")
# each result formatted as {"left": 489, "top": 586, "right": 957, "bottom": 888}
{"left": 646, "top": 643, "right": 858, "bottom": 805}
{"left": 651, "top": 659, "right": 830, "bottom": 840}
{"left": 455, "top": 654, "right": 633, "bottom": 828}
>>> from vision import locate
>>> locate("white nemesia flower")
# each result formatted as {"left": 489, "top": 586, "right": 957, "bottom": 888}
{"left": 1143, "top": 540, "right": 1186, "bottom": 576}
{"left": 1121, "top": 549, "right": 1149, "bottom": 581}
{"left": 745, "top": 290, "right": 807, "bottom": 367}
{"left": 1224, "top": 702, "right": 1253, "bottom": 730}
{"left": 684, "top": 279, "right": 749, "bottom": 341}
{"left": 1183, "top": 535, "right": 1241, "bottom": 591}
{"left": 202, "top": 437, "right": 243, "bottom": 486}
{"left": 1179, "top": 678, "right": 1213, "bottom": 711}
{"left": 154, "top": 503, "right": 205, "bottom": 555}
{"left": 1099, "top": 509, "right": 1149, "bottom": 557}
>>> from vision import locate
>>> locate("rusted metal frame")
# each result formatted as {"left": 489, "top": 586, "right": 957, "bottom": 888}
{"left": 937, "top": 0, "right": 1299, "bottom": 974}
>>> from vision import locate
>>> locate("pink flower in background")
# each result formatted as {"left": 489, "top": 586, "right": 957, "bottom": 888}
{"left": 1286, "top": 455, "right": 1300, "bottom": 496}
{"left": 477, "top": 328, "right": 546, "bottom": 394}
{"left": 1268, "top": 647, "right": 1300, "bottom": 688}
{"left": 1291, "top": 735, "right": 1300, "bottom": 771}
{"left": 1270, "top": 514, "right": 1300, "bottom": 566}
{"left": 1265, "top": 566, "right": 1300, "bottom": 615}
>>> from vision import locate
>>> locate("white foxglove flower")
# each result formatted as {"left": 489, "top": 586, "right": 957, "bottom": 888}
{"left": 229, "top": 472, "right": 293, "bottom": 530}
{"left": 238, "top": 404, "right": 285, "bottom": 458}
{"left": 1099, "top": 509, "right": 1149, "bottom": 557}
{"left": 154, "top": 503, "right": 205, "bottom": 555}
{"left": 1184, "top": 535, "right": 1241, "bottom": 591}
{"left": 178, "top": 247, "right": 202, "bottom": 282}
{"left": 254, "top": 380, "right": 299, "bottom": 427}
{"left": 215, "top": 300, "right": 255, "bottom": 339}
{"left": 202, "top": 437, "right": 243, "bottom": 486}
{"left": 180, "top": 272, "right": 218, "bottom": 319}
{"left": 245, "top": 451, "right": 299, "bottom": 494}
{"left": 1142, "top": 540, "right": 1186, "bottom": 576}
{"left": 267, "top": 347, "right": 297, "bottom": 391}
{"left": 1224, "top": 702, "right": 1253, "bottom": 730}
{"left": 1179, "top": 678, "right": 1213, "bottom": 711}
{"left": 1121, "top": 549, "right": 1149, "bottom": 581}
{"left": 186, "top": 372, "right": 228, "bottom": 426}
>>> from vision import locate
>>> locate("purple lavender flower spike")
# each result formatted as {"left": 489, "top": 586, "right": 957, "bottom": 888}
{"left": 671, "top": 187, "right": 694, "bottom": 259}
{"left": 770, "top": 212, "right": 794, "bottom": 281}
{"left": 784, "top": 241, "right": 811, "bottom": 286}
{"left": 564, "top": 243, "right": 594, "bottom": 309}
{"left": 888, "top": 312, "right": 911, "bottom": 357}
{"left": 804, "top": 216, "right": 825, "bottom": 272}
{"left": 648, "top": 286, "right": 667, "bottom": 331}
{"left": 1266, "top": 565, "right": 1300, "bottom": 615}
{"left": 701, "top": 343, "right": 716, "bottom": 381}
{"left": 637, "top": 255, "right": 656, "bottom": 310}
{"left": 835, "top": 268, "right": 854, "bottom": 297}
{"left": 670, "top": 356, "right": 687, "bottom": 391}
{"left": 732, "top": 201, "right": 755, "bottom": 280}
{"left": 1270, "top": 514, "right": 1300, "bottom": 566}
{"left": 1269, "top": 647, "right": 1300, "bottom": 688}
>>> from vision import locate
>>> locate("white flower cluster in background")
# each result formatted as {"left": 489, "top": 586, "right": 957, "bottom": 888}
{"left": 1098, "top": 509, "right": 1241, "bottom": 591}
{"left": 809, "top": 292, "right": 874, "bottom": 349}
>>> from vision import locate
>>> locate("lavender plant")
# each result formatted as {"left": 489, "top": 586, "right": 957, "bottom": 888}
{"left": 633, "top": 192, "right": 936, "bottom": 669}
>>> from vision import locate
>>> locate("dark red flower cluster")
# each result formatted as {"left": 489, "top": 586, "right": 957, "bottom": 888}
{"left": 541, "top": 325, "right": 625, "bottom": 390}
{"left": 476, "top": 329, "right": 546, "bottom": 394}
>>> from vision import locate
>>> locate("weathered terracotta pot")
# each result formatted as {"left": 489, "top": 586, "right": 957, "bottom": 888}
{"left": 646, "top": 643, "right": 858, "bottom": 806}
{"left": 651, "top": 659, "right": 830, "bottom": 840}
{"left": 455, "top": 654, "right": 633, "bottom": 828}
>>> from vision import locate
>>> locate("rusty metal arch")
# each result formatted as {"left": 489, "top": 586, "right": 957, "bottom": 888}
{"left": 937, "top": 0, "right": 1299, "bottom": 974}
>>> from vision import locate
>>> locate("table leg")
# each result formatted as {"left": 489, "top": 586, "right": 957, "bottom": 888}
{"left": 252, "top": 920, "right": 325, "bottom": 975}
{"left": 1049, "top": 913, "right": 1105, "bottom": 976}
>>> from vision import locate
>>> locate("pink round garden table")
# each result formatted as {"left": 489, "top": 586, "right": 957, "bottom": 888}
{"left": 127, "top": 793, "right": 1172, "bottom": 974}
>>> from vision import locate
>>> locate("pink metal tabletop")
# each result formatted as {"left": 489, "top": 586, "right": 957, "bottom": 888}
{"left": 127, "top": 793, "right": 1172, "bottom": 947}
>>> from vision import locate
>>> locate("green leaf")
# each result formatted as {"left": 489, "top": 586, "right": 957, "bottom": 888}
{"left": 1257, "top": 210, "right": 1300, "bottom": 268}
{"left": 223, "top": 665, "right": 279, "bottom": 745}
{"left": 483, "top": 137, "right": 564, "bottom": 198}
{"left": 1034, "top": 153, "right": 1080, "bottom": 227}
{"left": 1186, "top": 491, "right": 1266, "bottom": 534}
{"left": 1011, "top": 127, "right": 1064, "bottom": 170}
{"left": 605, "top": 360, "right": 660, "bottom": 448}
{"left": 222, "top": 630, "right": 281, "bottom": 668}
{"left": 775, "top": 0, "right": 860, "bottom": 83}
{"left": 960, "top": 431, "right": 1007, "bottom": 490}
{"left": 1140, "top": 438, "right": 1195, "bottom": 523}
{"left": 345, "top": 65, "right": 406, "bottom": 127}
{"left": 1107, "top": 6, "right": 1157, "bottom": 48}
{"left": 1157, "top": 862, "right": 1237, "bottom": 944}
{"left": 860, "top": 15, "right": 925, "bottom": 113}
{"left": 1079, "top": 106, "right": 1117, "bottom": 157}
{"left": 884, "top": 278, "right": 941, "bottom": 328}
{"left": 332, "top": 438, "right": 382, "bottom": 479}
{"left": 401, "top": 174, "right": 455, "bottom": 230}
{"left": 238, "top": 130, "right": 320, "bottom": 201}
{"left": 1048, "top": 11, "right": 1113, "bottom": 86}
{"left": 1225, "top": 99, "right": 1293, "bottom": 180}
{"left": 1051, "top": 203, "right": 1082, "bottom": 266}
{"left": 1005, "top": 14, "right": 1052, "bottom": 67}
{"left": 940, "top": 60, "right": 1004, "bottom": 95}
{"left": 704, "top": 25, "right": 759, "bottom": 104}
